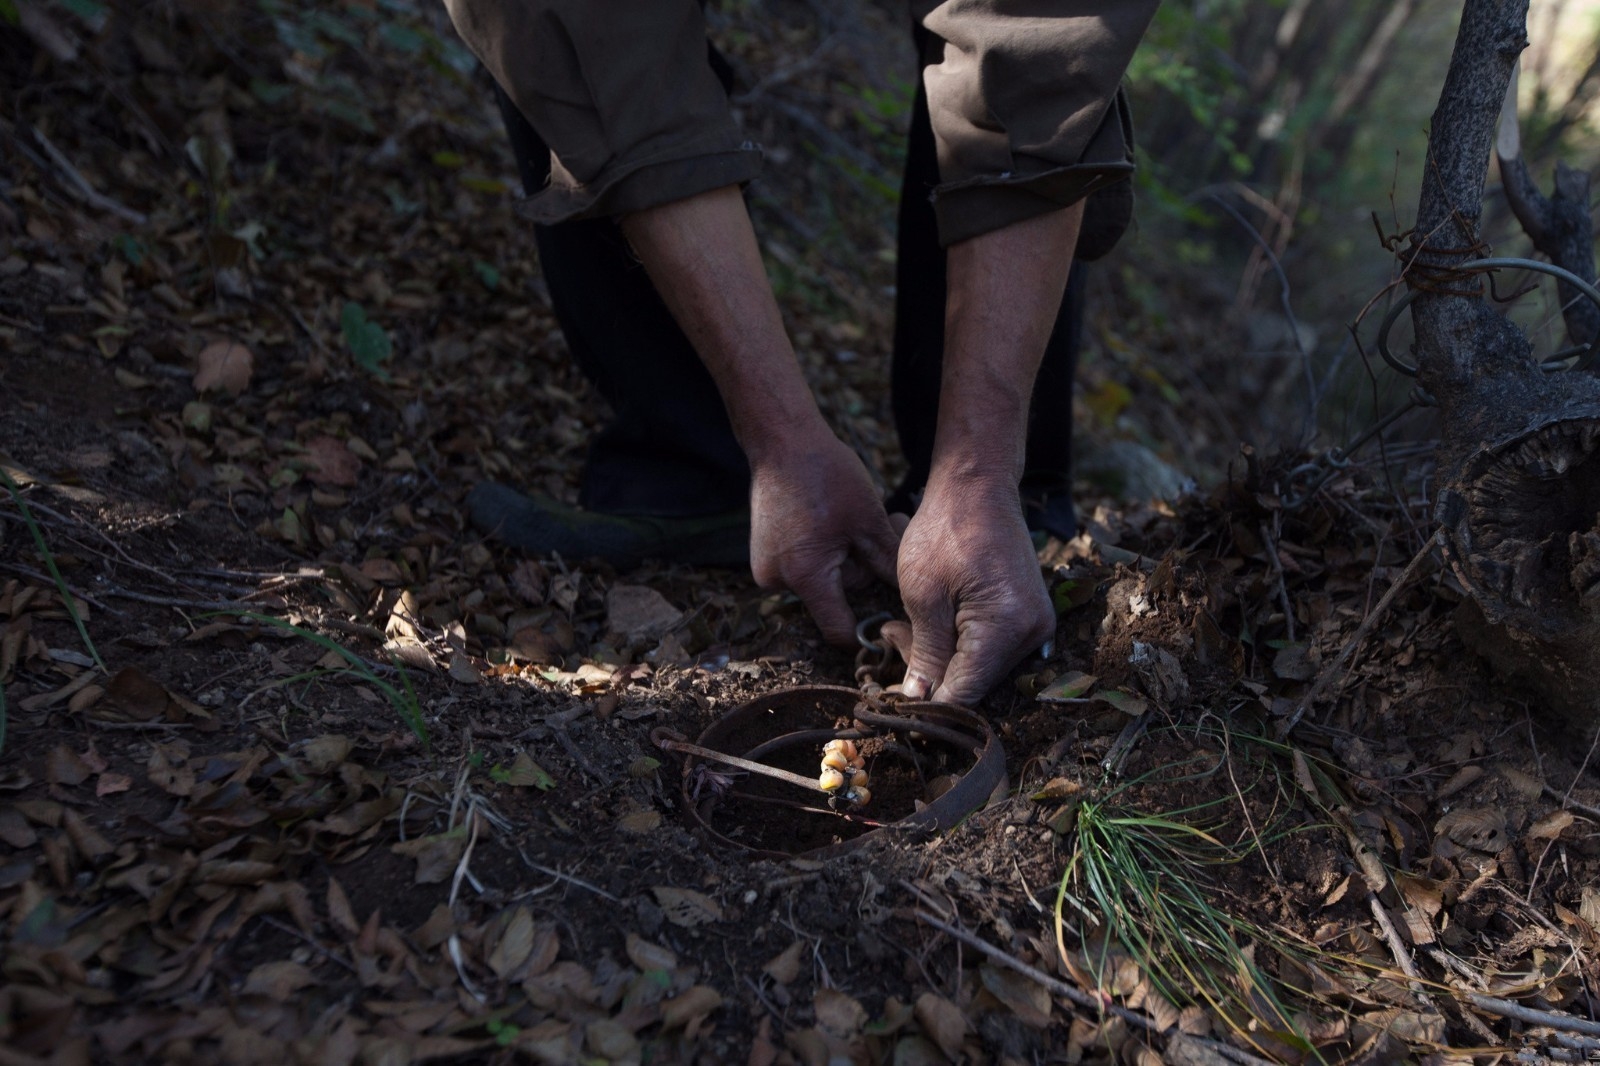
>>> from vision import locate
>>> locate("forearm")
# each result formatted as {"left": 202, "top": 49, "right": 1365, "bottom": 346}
{"left": 928, "top": 201, "right": 1085, "bottom": 491}
{"left": 619, "top": 185, "right": 830, "bottom": 466}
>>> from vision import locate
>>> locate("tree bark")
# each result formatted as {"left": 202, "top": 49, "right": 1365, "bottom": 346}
{"left": 1495, "top": 63, "right": 1600, "bottom": 351}
{"left": 1410, "top": 0, "right": 1600, "bottom": 726}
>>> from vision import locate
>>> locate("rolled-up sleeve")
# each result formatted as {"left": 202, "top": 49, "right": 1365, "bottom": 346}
{"left": 916, "top": 0, "right": 1158, "bottom": 246}
{"left": 444, "top": 0, "right": 762, "bottom": 223}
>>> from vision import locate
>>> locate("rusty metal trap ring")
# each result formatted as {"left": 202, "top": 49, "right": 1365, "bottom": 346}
{"left": 658, "top": 685, "right": 1006, "bottom": 860}
{"left": 853, "top": 611, "right": 897, "bottom": 685}
{"left": 1376, "top": 257, "right": 1600, "bottom": 377}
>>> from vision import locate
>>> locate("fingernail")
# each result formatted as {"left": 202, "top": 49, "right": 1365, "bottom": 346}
{"left": 903, "top": 672, "right": 934, "bottom": 700}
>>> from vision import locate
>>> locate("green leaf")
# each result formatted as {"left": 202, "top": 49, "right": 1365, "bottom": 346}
{"left": 500, "top": 752, "right": 556, "bottom": 790}
{"left": 378, "top": 23, "right": 425, "bottom": 54}
{"left": 55, "top": 0, "right": 106, "bottom": 25}
{"left": 431, "top": 150, "right": 466, "bottom": 169}
{"left": 1037, "top": 671, "right": 1096, "bottom": 702}
{"left": 0, "top": 0, "right": 20, "bottom": 26}
{"left": 111, "top": 234, "right": 146, "bottom": 267}
{"left": 340, "top": 301, "right": 392, "bottom": 379}
{"left": 473, "top": 260, "right": 501, "bottom": 291}
{"left": 1093, "top": 689, "right": 1148, "bottom": 716}
{"left": 249, "top": 78, "right": 295, "bottom": 106}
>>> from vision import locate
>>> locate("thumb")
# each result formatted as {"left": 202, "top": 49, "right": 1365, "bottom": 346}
{"left": 901, "top": 596, "right": 956, "bottom": 701}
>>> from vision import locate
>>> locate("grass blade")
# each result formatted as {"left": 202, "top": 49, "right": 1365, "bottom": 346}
{"left": 222, "top": 611, "right": 429, "bottom": 749}
{"left": 1, "top": 467, "right": 105, "bottom": 673}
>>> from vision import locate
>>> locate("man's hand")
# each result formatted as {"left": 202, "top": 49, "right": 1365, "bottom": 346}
{"left": 894, "top": 475, "right": 1052, "bottom": 705}
{"left": 749, "top": 434, "right": 901, "bottom": 646}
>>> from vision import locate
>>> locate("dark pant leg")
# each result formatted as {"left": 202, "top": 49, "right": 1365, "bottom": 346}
{"left": 888, "top": 55, "right": 1085, "bottom": 540}
{"left": 494, "top": 86, "right": 750, "bottom": 518}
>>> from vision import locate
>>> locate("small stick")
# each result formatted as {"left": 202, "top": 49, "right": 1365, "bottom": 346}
{"left": 726, "top": 790, "right": 888, "bottom": 826}
{"left": 516, "top": 850, "right": 620, "bottom": 903}
{"left": 551, "top": 726, "right": 605, "bottom": 785}
{"left": 655, "top": 736, "right": 827, "bottom": 795}
{"left": 1369, "top": 895, "right": 1432, "bottom": 1005}
{"left": 1466, "top": 994, "right": 1600, "bottom": 1038}
{"left": 1285, "top": 539, "right": 1435, "bottom": 733}
{"left": 252, "top": 914, "right": 356, "bottom": 974}
{"left": 31, "top": 127, "right": 149, "bottom": 224}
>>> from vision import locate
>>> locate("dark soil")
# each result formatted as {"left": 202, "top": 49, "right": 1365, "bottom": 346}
{"left": 4, "top": 3, "right": 1600, "bottom": 1064}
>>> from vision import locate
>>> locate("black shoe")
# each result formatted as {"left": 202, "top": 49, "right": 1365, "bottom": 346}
{"left": 467, "top": 482, "right": 750, "bottom": 568}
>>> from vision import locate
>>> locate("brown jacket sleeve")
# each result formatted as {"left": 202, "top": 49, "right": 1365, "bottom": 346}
{"left": 443, "top": 0, "right": 761, "bottom": 223}
{"left": 916, "top": 0, "right": 1159, "bottom": 246}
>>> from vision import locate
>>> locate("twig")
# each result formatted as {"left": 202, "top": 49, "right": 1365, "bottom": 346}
{"left": 252, "top": 914, "right": 357, "bottom": 974}
{"left": 516, "top": 849, "right": 620, "bottom": 903}
{"left": 551, "top": 726, "right": 605, "bottom": 786}
{"left": 911, "top": 908, "right": 1280, "bottom": 1066}
{"left": 655, "top": 735, "right": 827, "bottom": 795}
{"left": 1466, "top": 994, "right": 1600, "bottom": 1038}
{"left": 1369, "top": 895, "right": 1429, "bottom": 1002}
{"left": 1425, "top": 946, "right": 1489, "bottom": 991}
{"left": 1541, "top": 783, "right": 1600, "bottom": 823}
{"left": 31, "top": 127, "right": 148, "bottom": 224}
{"left": 0, "top": 562, "right": 120, "bottom": 615}
{"left": 1284, "top": 539, "right": 1435, "bottom": 733}
{"left": 1259, "top": 519, "right": 1297, "bottom": 643}
{"left": 100, "top": 586, "right": 251, "bottom": 611}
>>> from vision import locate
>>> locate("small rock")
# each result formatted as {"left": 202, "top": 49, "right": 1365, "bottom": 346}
{"left": 606, "top": 584, "right": 683, "bottom": 643}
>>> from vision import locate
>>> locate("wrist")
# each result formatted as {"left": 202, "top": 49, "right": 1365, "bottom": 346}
{"left": 740, "top": 407, "right": 838, "bottom": 470}
{"left": 923, "top": 456, "right": 1022, "bottom": 508}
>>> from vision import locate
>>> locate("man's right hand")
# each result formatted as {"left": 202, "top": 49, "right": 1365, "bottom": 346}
{"left": 892, "top": 473, "right": 1054, "bottom": 705}
{"left": 748, "top": 433, "right": 902, "bottom": 647}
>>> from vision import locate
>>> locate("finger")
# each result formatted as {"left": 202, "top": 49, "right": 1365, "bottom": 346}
{"left": 888, "top": 512, "right": 911, "bottom": 536}
{"left": 901, "top": 595, "right": 956, "bottom": 701}
{"left": 931, "top": 629, "right": 1024, "bottom": 707}
{"left": 933, "top": 597, "right": 1055, "bottom": 706}
{"left": 850, "top": 512, "right": 902, "bottom": 590}
{"left": 879, "top": 620, "right": 913, "bottom": 663}
{"left": 787, "top": 562, "right": 859, "bottom": 648}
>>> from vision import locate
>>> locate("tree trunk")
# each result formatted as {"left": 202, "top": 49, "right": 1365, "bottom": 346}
{"left": 1411, "top": 0, "right": 1600, "bottom": 725}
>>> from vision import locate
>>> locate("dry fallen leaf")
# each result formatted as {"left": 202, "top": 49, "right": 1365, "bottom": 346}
{"left": 391, "top": 830, "right": 468, "bottom": 884}
{"left": 95, "top": 772, "right": 133, "bottom": 797}
{"left": 1529, "top": 809, "right": 1576, "bottom": 841}
{"left": 487, "top": 906, "right": 535, "bottom": 979}
{"left": 814, "top": 987, "right": 868, "bottom": 1039}
{"left": 913, "top": 992, "right": 966, "bottom": 1060}
{"left": 46, "top": 744, "right": 91, "bottom": 787}
{"left": 618, "top": 810, "right": 661, "bottom": 834}
{"left": 193, "top": 339, "right": 254, "bottom": 395}
{"left": 763, "top": 940, "right": 804, "bottom": 985}
{"left": 1434, "top": 808, "right": 1509, "bottom": 853}
{"left": 651, "top": 886, "right": 723, "bottom": 927}
{"left": 659, "top": 985, "right": 722, "bottom": 1035}
{"left": 625, "top": 932, "right": 677, "bottom": 973}
{"left": 303, "top": 435, "right": 361, "bottom": 488}
{"left": 979, "top": 964, "right": 1051, "bottom": 1028}
{"left": 242, "top": 960, "right": 316, "bottom": 1001}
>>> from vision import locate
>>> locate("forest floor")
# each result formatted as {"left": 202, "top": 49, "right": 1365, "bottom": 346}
{"left": 4, "top": 2, "right": 1600, "bottom": 1064}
